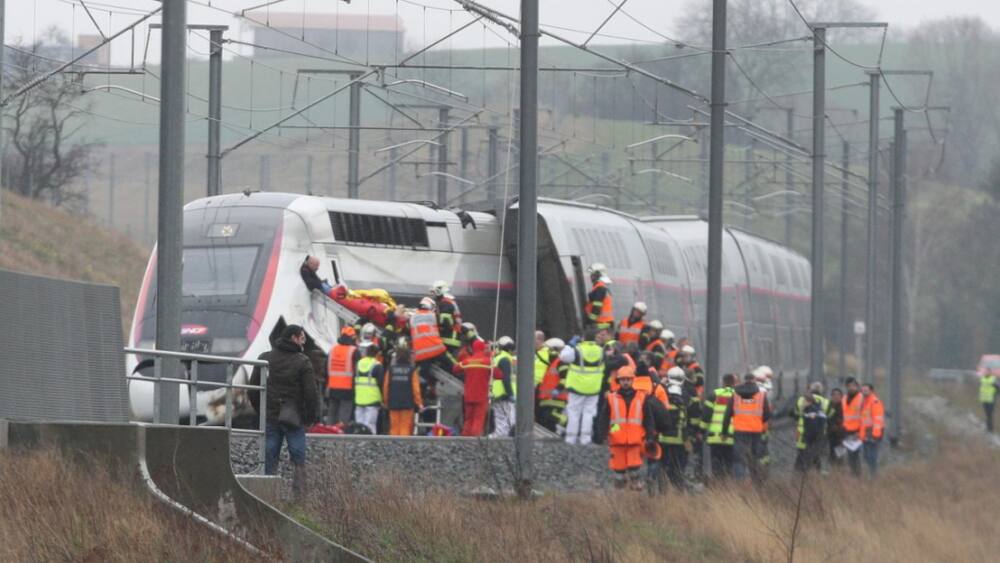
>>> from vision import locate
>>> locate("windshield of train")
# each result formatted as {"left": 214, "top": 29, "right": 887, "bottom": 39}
{"left": 182, "top": 246, "right": 259, "bottom": 297}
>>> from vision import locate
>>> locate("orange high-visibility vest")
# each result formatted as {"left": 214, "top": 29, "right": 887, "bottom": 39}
{"left": 327, "top": 344, "right": 357, "bottom": 390}
{"left": 732, "top": 391, "right": 765, "bottom": 433}
{"left": 537, "top": 358, "right": 568, "bottom": 404}
{"left": 584, "top": 281, "right": 614, "bottom": 325}
{"left": 617, "top": 317, "right": 645, "bottom": 346}
{"left": 410, "top": 312, "right": 446, "bottom": 362}
{"left": 842, "top": 393, "right": 864, "bottom": 433}
{"left": 607, "top": 390, "right": 647, "bottom": 446}
{"left": 660, "top": 348, "right": 678, "bottom": 371}
{"left": 860, "top": 394, "right": 885, "bottom": 440}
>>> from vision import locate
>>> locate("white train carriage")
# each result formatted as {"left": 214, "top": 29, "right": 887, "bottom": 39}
{"left": 128, "top": 192, "right": 812, "bottom": 423}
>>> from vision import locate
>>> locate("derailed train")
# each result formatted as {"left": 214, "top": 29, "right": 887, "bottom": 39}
{"left": 127, "top": 192, "right": 810, "bottom": 423}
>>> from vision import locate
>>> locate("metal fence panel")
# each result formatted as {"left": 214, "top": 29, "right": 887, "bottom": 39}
{"left": 0, "top": 269, "right": 128, "bottom": 422}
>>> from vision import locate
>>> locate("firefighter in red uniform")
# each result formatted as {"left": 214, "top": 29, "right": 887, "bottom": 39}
{"left": 616, "top": 302, "right": 647, "bottom": 347}
{"left": 595, "top": 366, "right": 660, "bottom": 490}
{"left": 584, "top": 263, "right": 614, "bottom": 330}
{"left": 326, "top": 326, "right": 360, "bottom": 424}
{"left": 453, "top": 322, "right": 492, "bottom": 436}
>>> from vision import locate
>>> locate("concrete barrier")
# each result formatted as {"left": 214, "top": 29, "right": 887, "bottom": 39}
{"left": 2, "top": 421, "right": 367, "bottom": 562}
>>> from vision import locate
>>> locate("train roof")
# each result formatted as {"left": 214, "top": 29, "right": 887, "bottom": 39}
{"left": 186, "top": 191, "right": 302, "bottom": 210}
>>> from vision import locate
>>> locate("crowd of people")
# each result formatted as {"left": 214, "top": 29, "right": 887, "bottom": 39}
{"left": 260, "top": 259, "right": 892, "bottom": 493}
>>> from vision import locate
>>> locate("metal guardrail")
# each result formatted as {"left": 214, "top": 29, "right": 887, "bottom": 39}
{"left": 124, "top": 347, "right": 268, "bottom": 472}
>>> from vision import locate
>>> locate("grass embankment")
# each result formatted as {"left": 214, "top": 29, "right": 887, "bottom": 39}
{"left": 0, "top": 191, "right": 147, "bottom": 330}
{"left": 296, "top": 443, "right": 1000, "bottom": 562}
{"left": 0, "top": 449, "right": 253, "bottom": 562}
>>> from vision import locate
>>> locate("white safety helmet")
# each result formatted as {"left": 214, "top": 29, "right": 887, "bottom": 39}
{"left": 418, "top": 296, "right": 436, "bottom": 310}
{"left": 666, "top": 366, "right": 686, "bottom": 384}
{"left": 544, "top": 337, "right": 566, "bottom": 351}
{"left": 660, "top": 329, "right": 675, "bottom": 342}
{"left": 360, "top": 323, "right": 377, "bottom": 341}
{"left": 587, "top": 262, "right": 608, "bottom": 275}
{"left": 496, "top": 335, "right": 515, "bottom": 350}
{"left": 753, "top": 365, "right": 774, "bottom": 380}
{"left": 681, "top": 345, "right": 696, "bottom": 356}
{"left": 460, "top": 322, "right": 477, "bottom": 338}
{"left": 430, "top": 280, "right": 450, "bottom": 297}
{"left": 647, "top": 319, "right": 664, "bottom": 332}
{"left": 632, "top": 301, "right": 648, "bottom": 314}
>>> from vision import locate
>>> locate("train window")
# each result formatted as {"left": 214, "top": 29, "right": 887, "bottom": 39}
{"left": 329, "top": 212, "right": 428, "bottom": 248}
{"left": 770, "top": 255, "right": 788, "bottom": 286}
{"left": 648, "top": 240, "right": 678, "bottom": 276}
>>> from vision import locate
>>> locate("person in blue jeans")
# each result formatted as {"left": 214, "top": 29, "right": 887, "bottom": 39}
{"left": 262, "top": 325, "right": 319, "bottom": 500}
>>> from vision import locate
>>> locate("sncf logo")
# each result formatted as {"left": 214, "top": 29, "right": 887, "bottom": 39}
{"left": 181, "top": 324, "right": 209, "bottom": 336}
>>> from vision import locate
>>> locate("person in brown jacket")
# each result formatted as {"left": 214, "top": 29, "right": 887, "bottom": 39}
{"left": 383, "top": 339, "right": 424, "bottom": 436}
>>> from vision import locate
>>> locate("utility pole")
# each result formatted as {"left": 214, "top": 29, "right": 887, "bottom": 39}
{"left": 810, "top": 26, "right": 827, "bottom": 385}
{"left": 838, "top": 140, "right": 849, "bottom": 381}
{"left": 705, "top": 0, "right": 727, "bottom": 438}
{"left": 152, "top": 23, "right": 227, "bottom": 197}
{"left": 0, "top": 0, "right": 5, "bottom": 230}
{"left": 785, "top": 108, "right": 794, "bottom": 246}
{"left": 387, "top": 147, "right": 398, "bottom": 200}
{"left": 155, "top": 0, "right": 187, "bottom": 424}
{"left": 649, "top": 141, "right": 658, "bottom": 209}
{"left": 108, "top": 153, "right": 116, "bottom": 229}
{"left": 487, "top": 126, "right": 499, "bottom": 209}
{"left": 889, "top": 108, "right": 905, "bottom": 443}
{"left": 459, "top": 126, "right": 469, "bottom": 204}
{"left": 144, "top": 152, "right": 151, "bottom": 244}
{"left": 437, "top": 107, "right": 450, "bottom": 206}
{"left": 206, "top": 27, "right": 226, "bottom": 196}
{"left": 347, "top": 72, "right": 362, "bottom": 198}
{"left": 305, "top": 154, "right": 314, "bottom": 195}
{"left": 863, "top": 70, "right": 880, "bottom": 384}
{"left": 514, "top": 0, "right": 539, "bottom": 499}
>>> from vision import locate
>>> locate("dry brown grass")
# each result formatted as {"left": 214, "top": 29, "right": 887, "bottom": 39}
{"left": 0, "top": 191, "right": 148, "bottom": 331}
{"left": 0, "top": 449, "right": 254, "bottom": 562}
{"left": 298, "top": 444, "right": 1000, "bottom": 562}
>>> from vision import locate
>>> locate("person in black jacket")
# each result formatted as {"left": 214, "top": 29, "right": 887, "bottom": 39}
{"left": 827, "top": 388, "right": 845, "bottom": 467}
{"left": 263, "top": 325, "right": 319, "bottom": 500}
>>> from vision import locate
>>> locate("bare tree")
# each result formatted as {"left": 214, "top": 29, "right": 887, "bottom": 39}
{"left": 2, "top": 29, "right": 100, "bottom": 208}
{"left": 906, "top": 17, "right": 1000, "bottom": 189}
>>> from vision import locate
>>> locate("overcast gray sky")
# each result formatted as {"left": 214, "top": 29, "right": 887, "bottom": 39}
{"left": 5, "top": 0, "right": 1000, "bottom": 64}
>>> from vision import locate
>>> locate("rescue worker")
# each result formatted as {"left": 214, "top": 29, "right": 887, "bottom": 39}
{"left": 657, "top": 367, "right": 689, "bottom": 491}
{"left": 660, "top": 329, "right": 678, "bottom": 370}
{"left": 357, "top": 323, "right": 380, "bottom": 359}
{"left": 596, "top": 366, "right": 659, "bottom": 490}
{"left": 616, "top": 302, "right": 647, "bottom": 347}
{"left": 430, "top": 281, "right": 462, "bottom": 360}
{"left": 750, "top": 365, "right": 774, "bottom": 470}
{"left": 826, "top": 388, "right": 845, "bottom": 467}
{"left": 678, "top": 345, "right": 706, "bottom": 478}
{"left": 702, "top": 373, "right": 738, "bottom": 480}
{"left": 641, "top": 320, "right": 667, "bottom": 368}
{"left": 410, "top": 297, "right": 452, "bottom": 410}
{"left": 326, "top": 326, "right": 360, "bottom": 424}
{"left": 980, "top": 371, "right": 999, "bottom": 433}
{"left": 353, "top": 344, "right": 384, "bottom": 434}
{"left": 454, "top": 322, "right": 491, "bottom": 437}
{"left": 559, "top": 327, "right": 606, "bottom": 445}
{"left": 859, "top": 383, "right": 885, "bottom": 477}
{"left": 383, "top": 338, "right": 424, "bottom": 436}
{"left": 490, "top": 336, "right": 517, "bottom": 438}
{"left": 536, "top": 338, "right": 569, "bottom": 433}
{"left": 841, "top": 377, "right": 865, "bottom": 477}
{"left": 584, "top": 263, "right": 614, "bottom": 330}
{"left": 721, "top": 372, "right": 771, "bottom": 483}
{"left": 534, "top": 330, "right": 549, "bottom": 388}
{"left": 792, "top": 381, "right": 830, "bottom": 472}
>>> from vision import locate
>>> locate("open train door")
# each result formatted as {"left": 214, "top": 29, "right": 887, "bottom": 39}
{"left": 503, "top": 206, "right": 582, "bottom": 339}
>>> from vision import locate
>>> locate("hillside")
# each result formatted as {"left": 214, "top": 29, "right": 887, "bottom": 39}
{"left": 0, "top": 192, "right": 148, "bottom": 331}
